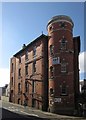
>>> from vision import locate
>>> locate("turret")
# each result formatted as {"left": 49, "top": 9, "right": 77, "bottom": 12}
{"left": 47, "top": 15, "right": 78, "bottom": 115}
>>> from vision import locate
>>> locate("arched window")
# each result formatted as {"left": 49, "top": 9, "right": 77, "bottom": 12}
{"left": 50, "top": 87, "right": 54, "bottom": 96}
{"left": 50, "top": 45, "right": 54, "bottom": 56}
{"left": 11, "top": 63, "right": 13, "bottom": 73}
{"left": 25, "top": 82, "right": 29, "bottom": 93}
{"left": 61, "top": 83, "right": 67, "bottom": 95}
{"left": 61, "top": 59, "right": 67, "bottom": 73}
{"left": 49, "top": 26, "right": 53, "bottom": 31}
{"left": 18, "top": 98, "right": 21, "bottom": 104}
{"left": 50, "top": 66, "right": 54, "bottom": 78}
{"left": 25, "top": 65, "right": 28, "bottom": 76}
{"left": 11, "top": 77, "right": 13, "bottom": 86}
{"left": 61, "top": 38, "right": 67, "bottom": 50}
{"left": 18, "top": 83, "right": 21, "bottom": 94}
{"left": 18, "top": 68, "right": 21, "bottom": 77}
{"left": 32, "top": 61, "right": 36, "bottom": 73}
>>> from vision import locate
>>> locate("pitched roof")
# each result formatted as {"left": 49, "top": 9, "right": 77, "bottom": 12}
{"left": 14, "top": 34, "right": 47, "bottom": 57}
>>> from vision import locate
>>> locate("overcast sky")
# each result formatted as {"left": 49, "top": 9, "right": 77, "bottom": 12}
{"left": 0, "top": 1, "right": 85, "bottom": 87}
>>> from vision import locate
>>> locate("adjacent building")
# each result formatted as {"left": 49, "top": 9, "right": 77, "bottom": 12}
{"left": 10, "top": 15, "right": 80, "bottom": 115}
{"left": 10, "top": 35, "right": 48, "bottom": 111}
{"left": 1, "top": 84, "right": 10, "bottom": 102}
{"left": 2, "top": 84, "right": 8, "bottom": 96}
{"left": 80, "top": 79, "right": 86, "bottom": 93}
{"left": 0, "top": 87, "right": 2, "bottom": 100}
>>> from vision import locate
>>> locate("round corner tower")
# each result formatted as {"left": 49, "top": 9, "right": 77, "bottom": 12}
{"left": 47, "top": 15, "right": 78, "bottom": 115}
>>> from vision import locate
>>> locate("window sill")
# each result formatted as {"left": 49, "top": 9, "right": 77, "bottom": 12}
{"left": 61, "top": 71, "right": 68, "bottom": 74}
{"left": 60, "top": 94, "right": 68, "bottom": 96}
{"left": 50, "top": 94, "right": 54, "bottom": 97}
{"left": 50, "top": 76, "right": 54, "bottom": 79}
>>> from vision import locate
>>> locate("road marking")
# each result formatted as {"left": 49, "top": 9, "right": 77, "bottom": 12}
{"left": 11, "top": 106, "right": 14, "bottom": 109}
{"left": 3, "top": 107, "right": 39, "bottom": 118}
{"left": 3, "top": 107, "right": 8, "bottom": 110}
{"left": 6, "top": 107, "right": 39, "bottom": 117}
{"left": 3, "top": 107, "right": 18, "bottom": 112}
{"left": 15, "top": 109, "right": 19, "bottom": 111}
{"left": 20, "top": 111, "right": 39, "bottom": 117}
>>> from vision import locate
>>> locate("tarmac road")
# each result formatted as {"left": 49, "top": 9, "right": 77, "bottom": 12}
{"left": 1, "top": 108, "right": 50, "bottom": 120}
{"left": 1, "top": 100, "right": 86, "bottom": 120}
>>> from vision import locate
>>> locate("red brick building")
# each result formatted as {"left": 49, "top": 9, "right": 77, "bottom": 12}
{"left": 10, "top": 35, "right": 48, "bottom": 111}
{"left": 10, "top": 15, "right": 80, "bottom": 115}
{"left": 47, "top": 15, "right": 80, "bottom": 115}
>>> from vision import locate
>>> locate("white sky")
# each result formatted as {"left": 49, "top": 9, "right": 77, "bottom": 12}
{"left": 79, "top": 51, "right": 86, "bottom": 73}
{"left": 0, "top": 51, "right": 85, "bottom": 87}
{"left": 0, "top": 68, "right": 10, "bottom": 87}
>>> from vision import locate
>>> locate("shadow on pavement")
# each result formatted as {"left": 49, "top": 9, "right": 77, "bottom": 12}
{"left": 1, "top": 108, "right": 50, "bottom": 120}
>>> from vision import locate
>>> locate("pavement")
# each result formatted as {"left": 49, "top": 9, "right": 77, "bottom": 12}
{"left": 2, "top": 108, "right": 50, "bottom": 120}
{"left": 1, "top": 100, "right": 86, "bottom": 120}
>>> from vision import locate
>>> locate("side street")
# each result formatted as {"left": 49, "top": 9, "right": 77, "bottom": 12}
{"left": 0, "top": 100, "right": 86, "bottom": 120}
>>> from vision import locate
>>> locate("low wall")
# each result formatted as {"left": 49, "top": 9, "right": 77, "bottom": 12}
{"left": 1, "top": 96, "right": 9, "bottom": 102}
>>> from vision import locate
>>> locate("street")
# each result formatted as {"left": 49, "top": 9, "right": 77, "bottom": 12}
{"left": 1, "top": 100, "right": 49, "bottom": 120}
{"left": 0, "top": 100, "right": 86, "bottom": 120}
{"left": 1, "top": 108, "right": 49, "bottom": 120}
